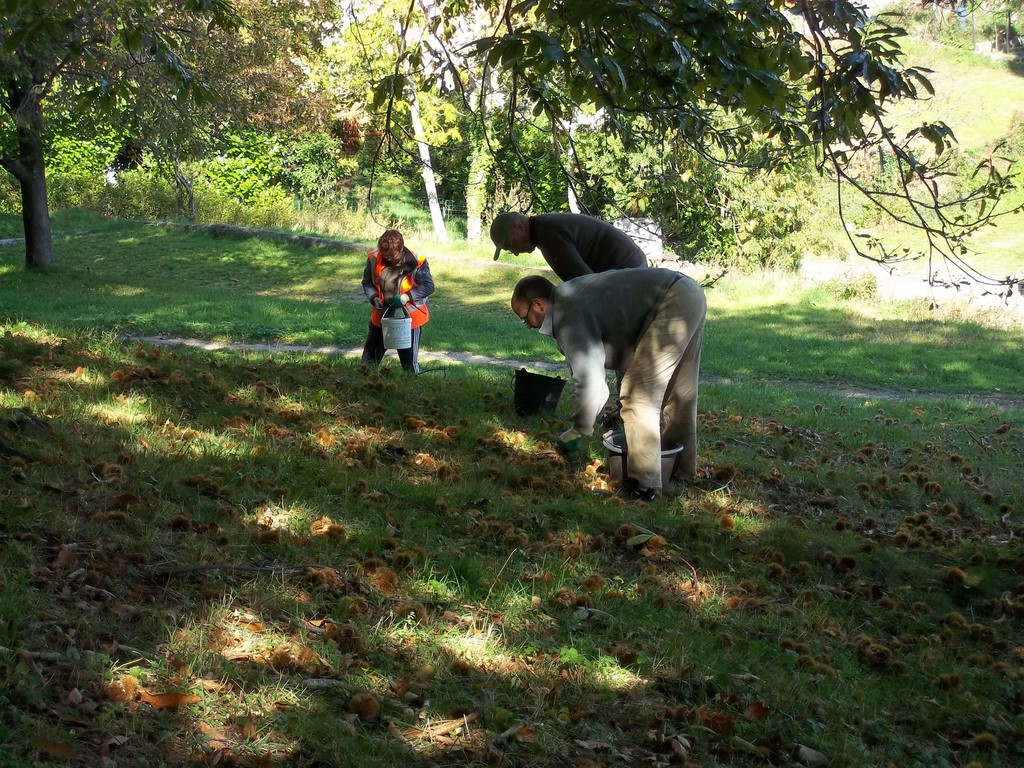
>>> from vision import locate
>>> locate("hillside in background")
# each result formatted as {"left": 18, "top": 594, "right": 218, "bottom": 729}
{"left": 796, "top": 4, "right": 1023, "bottom": 315}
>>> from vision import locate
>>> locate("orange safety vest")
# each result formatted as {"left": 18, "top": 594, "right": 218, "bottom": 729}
{"left": 368, "top": 249, "right": 431, "bottom": 329}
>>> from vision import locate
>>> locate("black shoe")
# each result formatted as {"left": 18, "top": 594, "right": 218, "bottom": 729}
{"left": 617, "top": 479, "right": 657, "bottom": 502}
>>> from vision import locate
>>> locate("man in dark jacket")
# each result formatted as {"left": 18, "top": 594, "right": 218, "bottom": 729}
{"left": 511, "top": 268, "right": 706, "bottom": 500}
{"left": 491, "top": 212, "right": 647, "bottom": 281}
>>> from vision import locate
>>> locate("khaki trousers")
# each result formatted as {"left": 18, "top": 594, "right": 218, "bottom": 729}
{"left": 618, "top": 277, "right": 706, "bottom": 489}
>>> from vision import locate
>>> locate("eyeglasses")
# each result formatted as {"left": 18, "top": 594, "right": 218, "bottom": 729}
{"left": 516, "top": 300, "right": 539, "bottom": 326}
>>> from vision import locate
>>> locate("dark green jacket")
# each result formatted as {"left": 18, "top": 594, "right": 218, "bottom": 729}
{"left": 530, "top": 213, "right": 647, "bottom": 281}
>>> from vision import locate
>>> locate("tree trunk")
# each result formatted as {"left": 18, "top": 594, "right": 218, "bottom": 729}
{"left": 1, "top": 91, "right": 55, "bottom": 270}
{"left": 20, "top": 158, "right": 54, "bottom": 270}
{"left": 407, "top": 84, "right": 448, "bottom": 243}
{"left": 567, "top": 179, "right": 581, "bottom": 214}
{"left": 465, "top": 140, "right": 491, "bottom": 243}
{"left": 396, "top": 36, "right": 448, "bottom": 243}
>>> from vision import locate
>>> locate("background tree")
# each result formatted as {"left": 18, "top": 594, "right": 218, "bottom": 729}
{"left": 368, "top": 0, "right": 1020, "bottom": 292}
{"left": 126, "top": 0, "right": 338, "bottom": 217}
{"left": 982, "top": 0, "right": 1023, "bottom": 49}
{"left": 327, "top": 0, "right": 474, "bottom": 237}
{"left": 0, "top": 0, "right": 334, "bottom": 270}
{"left": 0, "top": 0, "right": 233, "bottom": 268}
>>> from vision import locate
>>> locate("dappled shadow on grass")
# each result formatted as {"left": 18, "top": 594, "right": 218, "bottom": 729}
{"left": 1, "top": 328, "right": 1023, "bottom": 767}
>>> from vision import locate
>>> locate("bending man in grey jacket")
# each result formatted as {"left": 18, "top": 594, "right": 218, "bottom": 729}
{"left": 511, "top": 268, "right": 706, "bottom": 498}
{"left": 491, "top": 212, "right": 647, "bottom": 281}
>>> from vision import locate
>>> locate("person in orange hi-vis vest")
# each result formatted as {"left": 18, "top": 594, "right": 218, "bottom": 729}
{"left": 361, "top": 229, "right": 434, "bottom": 373}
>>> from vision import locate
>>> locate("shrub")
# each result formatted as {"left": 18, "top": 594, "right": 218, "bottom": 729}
{"left": 826, "top": 272, "right": 878, "bottom": 301}
{"left": 200, "top": 155, "right": 279, "bottom": 207}
{"left": 0, "top": 177, "right": 20, "bottom": 214}
{"left": 47, "top": 173, "right": 108, "bottom": 210}
{"left": 94, "top": 169, "right": 180, "bottom": 220}
{"left": 193, "top": 181, "right": 295, "bottom": 229}
{"left": 715, "top": 165, "right": 819, "bottom": 273}
{"left": 274, "top": 131, "right": 360, "bottom": 202}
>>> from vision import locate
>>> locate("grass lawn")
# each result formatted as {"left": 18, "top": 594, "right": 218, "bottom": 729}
{"left": 2, "top": 213, "right": 1022, "bottom": 767}
{"left": 3, "top": 214, "right": 1022, "bottom": 396}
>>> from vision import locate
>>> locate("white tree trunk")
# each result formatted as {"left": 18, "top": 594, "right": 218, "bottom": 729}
{"left": 567, "top": 180, "right": 580, "bottom": 214}
{"left": 407, "top": 77, "right": 448, "bottom": 242}
{"left": 466, "top": 162, "right": 487, "bottom": 242}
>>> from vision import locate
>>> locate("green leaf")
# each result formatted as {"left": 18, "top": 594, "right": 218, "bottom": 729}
{"left": 626, "top": 533, "right": 654, "bottom": 547}
{"left": 542, "top": 43, "right": 564, "bottom": 63}
{"left": 557, "top": 647, "right": 585, "bottom": 664}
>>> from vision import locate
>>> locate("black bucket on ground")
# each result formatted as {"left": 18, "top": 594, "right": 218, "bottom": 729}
{"left": 602, "top": 431, "right": 683, "bottom": 487}
{"left": 512, "top": 368, "right": 566, "bottom": 416}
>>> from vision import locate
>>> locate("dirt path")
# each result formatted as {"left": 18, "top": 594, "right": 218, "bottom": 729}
{"left": 129, "top": 334, "right": 565, "bottom": 374}
{"left": 129, "top": 334, "right": 1024, "bottom": 411}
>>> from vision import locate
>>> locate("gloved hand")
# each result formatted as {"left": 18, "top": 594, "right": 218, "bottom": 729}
{"left": 371, "top": 296, "right": 384, "bottom": 310}
{"left": 558, "top": 426, "right": 584, "bottom": 453}
{"left": 388, "top": 295, "right": 404, "bottom": 310}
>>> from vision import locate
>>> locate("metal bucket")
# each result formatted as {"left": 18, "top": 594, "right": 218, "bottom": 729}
{"left": 381, "top": 308, "right": 412, "bottom": 350}
{"left": 602, "top": 431, "right": 683, "bottom": 487}
{"left": 512, "top": 368, "right": 565, "bottom": 416}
